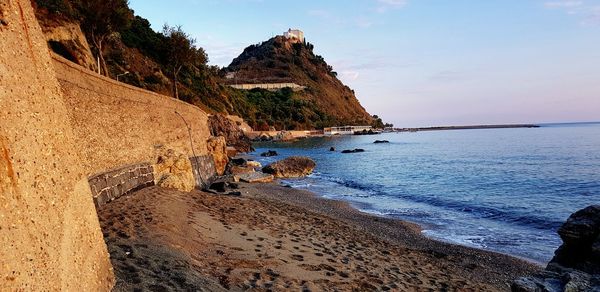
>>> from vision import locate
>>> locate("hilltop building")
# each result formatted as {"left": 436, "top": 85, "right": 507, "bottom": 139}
{"left": 284, "top": 29, "right": 305, "bottom": 43}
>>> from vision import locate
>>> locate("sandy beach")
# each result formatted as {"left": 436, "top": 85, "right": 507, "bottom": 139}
{"left": 98, "top": 183, "right": 541, "bottom": 291}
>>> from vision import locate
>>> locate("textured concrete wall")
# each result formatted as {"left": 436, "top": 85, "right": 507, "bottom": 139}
{"left": 51, "top": 54, "right": 211, "bottom": 176}
{"left": 0, "top": 0, "right": 114, "bottom": 290}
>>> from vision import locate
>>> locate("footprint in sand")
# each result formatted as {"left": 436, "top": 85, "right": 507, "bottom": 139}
{"left": 291, "top": 254, "right": 304, "bottom": 261}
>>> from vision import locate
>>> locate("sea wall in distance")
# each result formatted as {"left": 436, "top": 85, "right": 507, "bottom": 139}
{"left": 228, "top": 82, "right": 306, "bottom": 91}
{"left": 0, "top": 0, "right": 113, "bottom": 289}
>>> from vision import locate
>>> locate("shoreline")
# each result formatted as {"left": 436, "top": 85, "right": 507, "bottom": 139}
{"left": 281, "top": 182, "right": 546, "bottom": 266}
{"left": 99, "top": 183, "right": 541, "bottom": 291}
{"left": 246, "top": 182, "right": 543, "bottom": 269}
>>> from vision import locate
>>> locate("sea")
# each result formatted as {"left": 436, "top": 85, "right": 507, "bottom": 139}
{"left": 250, "top": 122, "right": 600, "bottom": 264}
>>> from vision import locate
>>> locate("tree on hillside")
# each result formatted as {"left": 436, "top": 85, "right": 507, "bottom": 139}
{"left": 74, "top": 0, "right": 131, "bottom": 76}
{"left": 372, "top": 115, "right": 385, "bottom": 129}
{"left": 162, "top": 25, "right": 205, "bottom": 99}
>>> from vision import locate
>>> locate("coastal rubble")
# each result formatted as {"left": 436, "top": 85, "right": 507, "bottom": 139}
{"left": 236, "top": 172, "right": 275, "bottom": 183}
{"left": 512, "top": 205, "right": 600, "bottom": 292}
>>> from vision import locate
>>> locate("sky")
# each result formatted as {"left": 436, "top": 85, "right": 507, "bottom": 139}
{"left": 129, "top": 0, "right": 600, "bottom": 127}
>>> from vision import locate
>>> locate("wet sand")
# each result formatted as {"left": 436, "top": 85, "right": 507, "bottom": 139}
{"left": 98, "top": 183, "right": 541, "bottom": 291}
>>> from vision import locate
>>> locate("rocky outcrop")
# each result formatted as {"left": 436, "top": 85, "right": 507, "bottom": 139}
{"left": 374, "top": 140, "right": 390, "bottom": 144}
{"left": 154, "top": 148, "right": 195, "bottom": 192}
{"left": 512, "top": 205, "right": 600, "bottom": 292}
{"left": 207, "top": 136, "right": 228, "bottom": 175}
{"left": 34, "top": 9, "right": 97, "bottom": 71}
{"left": 226, "top": 36, "right": 374, "bottom": 128}
{"left": 262, "top": 156, "right": 316, "bottom": 178}
{"left": 208, "top": 114, "right": 253, "bottom": 153}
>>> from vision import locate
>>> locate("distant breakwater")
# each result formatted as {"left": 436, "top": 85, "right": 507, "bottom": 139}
{"left": 397, "top": 124, "right": 540, "bottom": 132}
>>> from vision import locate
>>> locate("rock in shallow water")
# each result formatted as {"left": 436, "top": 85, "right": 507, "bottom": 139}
{"left": 341, "top": 149, "right": 365, "bottom": 154}
{"left": 260, "top": 150, "right": 278, "bottom": 157}
{"left": 262, "top": 156, "right": 316, "bottom": 178}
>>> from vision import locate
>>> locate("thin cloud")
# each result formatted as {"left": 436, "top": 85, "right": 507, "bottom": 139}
{"left": 375, "top": 0, "right": 408, "bottom": 13}
{"left": 544, "top": 1, "right": 600, "bottom": 25}
{"left": 544, "top": 1, "right": 583, "bottom": 8}
{"left": 429, "top": 70, "right": 465, "bottom": 82}
{"left": 308, "top": 9, "right": 379, "bottom": 28}
{"left": 355, "top": 16, "right": 374, "bottom": 28}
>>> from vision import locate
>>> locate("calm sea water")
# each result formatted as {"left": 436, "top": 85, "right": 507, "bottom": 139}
{"left": 251, "top": 123, "right": 600, "bottom": 264}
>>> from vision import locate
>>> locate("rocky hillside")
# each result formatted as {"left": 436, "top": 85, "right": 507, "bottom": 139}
{"left": 31, "top": 1, "right": 379, "bottom": 131}
{"left": 226, "top": 36, "right": 374, "bottom": 127}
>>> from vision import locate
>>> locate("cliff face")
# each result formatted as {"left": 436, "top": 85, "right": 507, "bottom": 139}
{"left": 33, "top": 7, "right": 97, "bottom": 71}
{"left": 226, "top": 36, "right": 374, "bottom": 127}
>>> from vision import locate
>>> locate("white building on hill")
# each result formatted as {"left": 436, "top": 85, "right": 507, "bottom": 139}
{"left": 284, "top": 29, "right": 304, "bottom": 43}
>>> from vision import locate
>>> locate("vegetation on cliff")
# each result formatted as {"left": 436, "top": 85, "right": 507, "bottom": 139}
{"left": 33, "top": 0, "right": 383, "bottom": 130}
{"left": 226, "top": 36, "right": 374, "bottom": 128}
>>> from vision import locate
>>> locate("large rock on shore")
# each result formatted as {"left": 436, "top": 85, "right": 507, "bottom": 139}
{"left": 207, "top": 136, "right": 228, "bottom": 175}
{"left": 208, "top": 114, "right": 253, "bottom": 153}
{"left": 512, "top": 205, "right": 600, "bottom": 292}
{"left": 154, "top": 148, "right": 195, "bottom": 192}
{"left": 553, "top": 205, "right": 600, "bottom": 274}
{"left": 262, "top": 156, "right": 316, "bottom": 178}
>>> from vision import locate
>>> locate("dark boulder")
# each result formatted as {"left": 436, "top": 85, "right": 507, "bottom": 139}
{"left": 229, "top": 158, "right": 247, "bottom": 166}
{"left": 341, "top": 149, "right": 365, "bottom": 154}
{"left": 552, "top": 205, "right": 600, "bottom": 274}
{"left": 374, "top": 140, "right": 389, "bottom": 144}
{"left": 512, "top": 205, "right": 600, "bottom": 292}
{"left": 209, "top": 181, "right": 227, "bottom": 193}
{"left": 260, "top": 150, "right": 278, "bottom": 157}
{"left": 262, "top": 156, "right": 316, "bottom": 178}
{"left": 329, "top": 147, "right": 336, "bottom": 151}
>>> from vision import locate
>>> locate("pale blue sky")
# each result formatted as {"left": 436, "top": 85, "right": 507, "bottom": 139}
{"left": 129, "top": 0, "right": 600, "bottom": 127}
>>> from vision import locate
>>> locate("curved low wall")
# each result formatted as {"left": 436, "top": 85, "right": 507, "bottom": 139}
{"left": 52, "top": 54, "right": 211, "bottom": 175}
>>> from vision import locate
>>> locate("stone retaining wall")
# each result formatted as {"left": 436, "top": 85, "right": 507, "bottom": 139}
{"left": 89, "top": 163, "right": 155, "bottom": 208}
{"left": 90, "top": 155, "right": 219, "bottom": 207}
{"left": 190, "top": 155, "right": 218, "bottom": 189}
